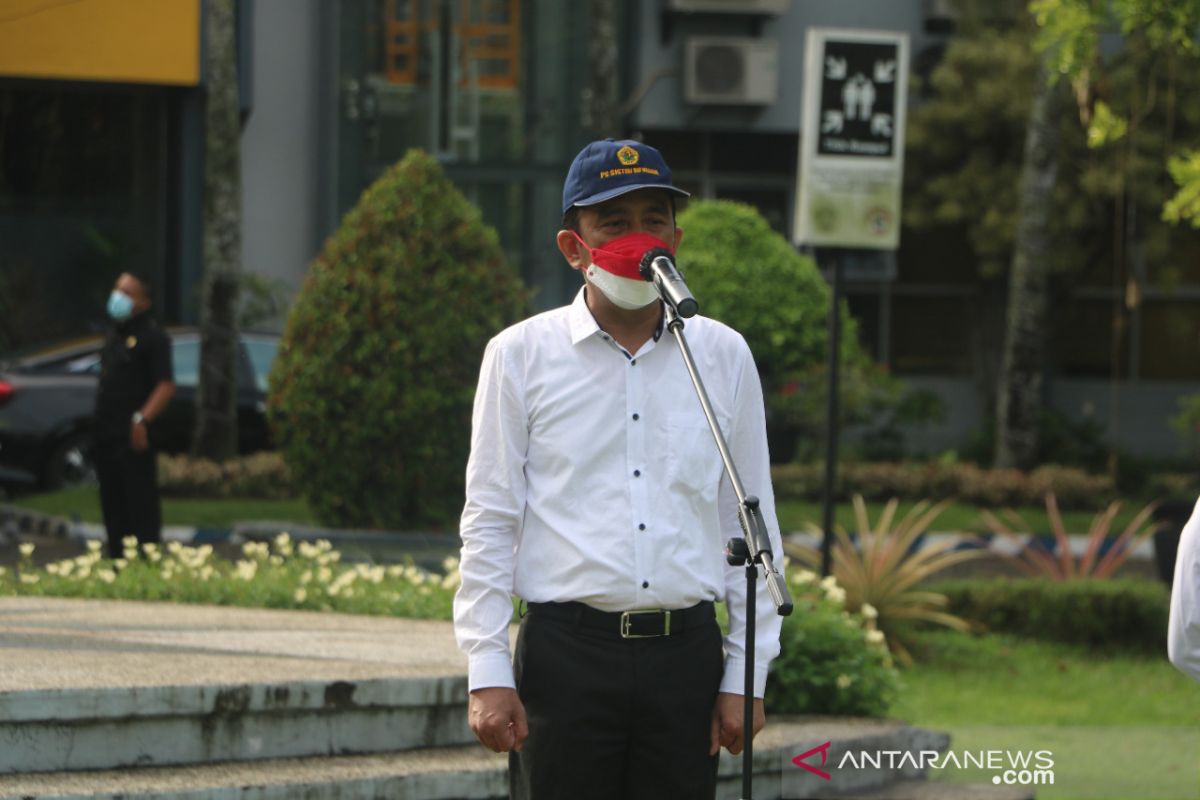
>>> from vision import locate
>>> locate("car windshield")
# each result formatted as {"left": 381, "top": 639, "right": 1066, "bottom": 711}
{"left": 0, "top": 337, "right": 104, "bottom": 374}
{"left": 243, "top": 337, "right": 278, "bottom": 392}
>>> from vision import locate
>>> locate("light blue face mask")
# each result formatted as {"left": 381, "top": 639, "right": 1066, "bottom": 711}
{"left": 107, "top": 290, "right": 134, "bottom": 322}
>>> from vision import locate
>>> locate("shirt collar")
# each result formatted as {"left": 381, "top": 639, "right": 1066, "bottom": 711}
{"left": 568, "top": 286, "right": 599, "bottom": 345}
{"left": 568, "top": 287, "right": 667, "bottom": 346}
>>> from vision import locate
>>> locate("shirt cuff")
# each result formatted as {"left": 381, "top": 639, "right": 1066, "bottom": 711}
{"left": 720, "top": 656, "right": 769, "bottom": 698}
{"left": 468, "top": 651, "right": 516, "bottom": 693}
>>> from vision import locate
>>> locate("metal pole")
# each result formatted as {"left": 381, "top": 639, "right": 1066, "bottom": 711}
{"left": 820, "top": 254, "right": 842, "bottom": 577}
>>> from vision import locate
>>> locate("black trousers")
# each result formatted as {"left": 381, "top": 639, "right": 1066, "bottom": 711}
{"left": 94, "top": 442, "right": 162, "bottom": 559}
{"left": 509, "top": 604, "right": 724, "bottom": 800}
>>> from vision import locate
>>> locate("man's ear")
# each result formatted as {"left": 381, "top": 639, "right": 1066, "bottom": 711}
{"left": 556, "top": 229, "right": 589, "bottom": 272}
{"left": 673, "top": 226, "right": 684, "bottom": 251}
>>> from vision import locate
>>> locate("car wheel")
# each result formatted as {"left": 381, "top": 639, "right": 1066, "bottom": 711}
{"left": 44, "top": 432, "right": 97, "bottom": 491}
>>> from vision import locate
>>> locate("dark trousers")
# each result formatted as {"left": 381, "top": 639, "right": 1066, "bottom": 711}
{"left": 509, "top": 605, "right": 724, "bottom": 800}
{"left": 94, "top": 442, "right": 161, "bottom": 559}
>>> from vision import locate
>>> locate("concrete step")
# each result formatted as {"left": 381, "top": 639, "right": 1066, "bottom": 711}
{"left": 0, "top": 597, "right": 479, "bottom": 774}
{"left": 0, "top": 675, "right": 475, "bottom": 774}
{"left": 0, "top": 719, "right": 959, "bottom": 800}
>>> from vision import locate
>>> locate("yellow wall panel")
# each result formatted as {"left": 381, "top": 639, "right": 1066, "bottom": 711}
{"left": 0, "top": 0, "right": 201, "bottom": 86}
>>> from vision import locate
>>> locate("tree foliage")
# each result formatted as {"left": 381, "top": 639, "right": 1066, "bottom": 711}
{"left": 1032, "top": 0, "right": 1200, "bottom": 227}
{"left": 268, "top": 150, "right": 527, "bottom": 529}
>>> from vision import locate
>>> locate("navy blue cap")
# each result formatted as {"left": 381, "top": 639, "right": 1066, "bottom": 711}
{"left": 562, "top": 139, "right": 690, "bottom": 214}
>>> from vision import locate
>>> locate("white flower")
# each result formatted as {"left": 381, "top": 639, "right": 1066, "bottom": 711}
{"left": 86, "top": 540, "right": 102, "bottom": 554}
{"left": 836, "top": 674, "right": 853, "bottom": 690}
{"left": 441, "top": 570, "right": 462, "bottom": 591}
{"left": 19, "top": 573, "right": 39, "bottom": 584}
{"left": 114, "top": 559, "right": 128, "bottom": 570}
{"left": 825, "top": 586, "right": 847, "bottom": 605}
{"left": 820, "top": 575, "right": 838, "bottom": 591}
{"left": 293, "top": 588, "right": 307, "bottom": 603}
{"left": 793, "top": 569, "right": 817, "bottom": 585}
{"left": 122, "top": 535, "right": 139, "bottom": 549}
{"left": 861, "top": 603, "right": 878, "bottom": 620}
{"left": 98, "top": 569, "right": 116, "bottom": 584}
{"left": 18, "top": 543, "right": 34, "bottom": 557}
{"left": 235, "top": 560, "right": 258, "bottom": 581}
{"left": 865, "top": 629, "right": 885, "bottom": 645}
{"left": 46, "top": 563, "right": 61, "bottom": 576}
{"left": 299, "top": 570, "right": 313, "bottom": 585}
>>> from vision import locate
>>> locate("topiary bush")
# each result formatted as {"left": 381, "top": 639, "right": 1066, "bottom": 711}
{"left": 675, "top": 200, "right": 922, "bottom": 461}
{"left": 930, "top": 578, "right": 1169, "bottom": 653}
{"left": 268, "top": 149, "right": 527, "bottom": 529}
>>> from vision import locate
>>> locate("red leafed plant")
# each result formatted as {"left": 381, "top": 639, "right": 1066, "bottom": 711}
{"left": 981, "top": 494, "right": 1161, "bottom": 580}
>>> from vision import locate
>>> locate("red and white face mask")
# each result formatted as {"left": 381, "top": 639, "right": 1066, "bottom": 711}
{"left": 573, "top": 231, "right": 675, "bottom": 310}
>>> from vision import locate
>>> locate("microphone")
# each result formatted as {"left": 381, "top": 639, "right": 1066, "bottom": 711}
{"left": 639, "top": 248, "right": 699, "bottom": 318}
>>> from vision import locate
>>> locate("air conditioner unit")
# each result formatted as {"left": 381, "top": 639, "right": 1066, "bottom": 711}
{"left": 668, "top": 0, "right": 790, "bottom": 14}
{"left": 684, "top": 36, "right": 779, "bottom": 105}
{"left": 923, "top": 0, "right": 960, "bottom": 32}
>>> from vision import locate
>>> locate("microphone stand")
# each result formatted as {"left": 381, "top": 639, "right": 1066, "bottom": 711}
{"left": 661, "top": 301, "right": 793, "bottom": 800}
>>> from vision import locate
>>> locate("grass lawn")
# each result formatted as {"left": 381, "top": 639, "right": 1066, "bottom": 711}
{"left": 8, "top": 487, "right": 1156, "bottom": 536}
{"left": 7, "top": 485, "right": 317, "bottom": 528}
{"left": 776, "top": 498, "right": 1152, "bottom": 536}
{"left": 893, "top": 631, "right": 1200, "bottom": 799}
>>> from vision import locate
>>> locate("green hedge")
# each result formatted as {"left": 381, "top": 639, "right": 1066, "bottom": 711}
{"left": 930, "top": 578, "right": 1168, "bottom": 652}
{"left": 268, "top": 150, "right": 527, "bottom": 529}
{"left": 157, "top": 453, "right": 292, "bottom": 499}
{"left": 771, "top": 461, "right": 1116, "bottom": 509}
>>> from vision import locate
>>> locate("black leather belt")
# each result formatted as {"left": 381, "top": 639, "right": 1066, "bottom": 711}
{"left": 526, "top": 600, "right": 716, "bottom": 639}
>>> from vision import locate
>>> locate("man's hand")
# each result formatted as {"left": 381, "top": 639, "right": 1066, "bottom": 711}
{"left": 709, "top": 692, "right": 765, "bottom": 756}
{"left": 468, "top": 686, "right": 529, "bottom": 753}
{"left": 130, "top": 421, "right": 149, "bottom": 452}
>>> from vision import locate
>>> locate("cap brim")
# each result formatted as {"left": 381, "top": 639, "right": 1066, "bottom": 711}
{"left": 571, "top": 183, "right": 691, "bottom": 210}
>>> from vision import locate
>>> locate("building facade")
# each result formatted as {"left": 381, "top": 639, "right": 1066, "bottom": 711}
{"left": 2, "top": 0, "right": 1197, "bottom": 458}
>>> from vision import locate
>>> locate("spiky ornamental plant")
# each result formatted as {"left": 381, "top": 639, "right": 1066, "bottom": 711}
{"left": 268, "top": 150, "right": 527, "bottom": 529}
{"left": 981, "top": 494, "right": 1161, "bottom": 580}
{"left": 787, "top": 496, "right": 986, "bottom": 665}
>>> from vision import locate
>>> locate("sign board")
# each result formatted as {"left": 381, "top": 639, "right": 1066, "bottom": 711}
{"left": 794, "top": 28, "right": 909, "bottom": 249}
{"left": 0, "top": 0, "right": 201, "bottom": 86}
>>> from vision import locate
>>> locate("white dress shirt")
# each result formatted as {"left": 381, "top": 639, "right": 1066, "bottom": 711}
{"left": 454, "top": 288, "right": 784, "bottom": 698}
{"left": 1169, "top": 497, "right": 1200, "bottom": 683}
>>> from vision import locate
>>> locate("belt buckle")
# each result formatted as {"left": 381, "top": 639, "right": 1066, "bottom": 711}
{"left": 620, "top": 609, "right": 671, "bottom": 639}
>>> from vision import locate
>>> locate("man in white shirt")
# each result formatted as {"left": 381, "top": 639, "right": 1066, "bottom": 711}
{"left": 1169, "top": 498, "right": 1200, "bottom": 683}
{"left": 453, "top": 138, "right": 785, "bottom": 798}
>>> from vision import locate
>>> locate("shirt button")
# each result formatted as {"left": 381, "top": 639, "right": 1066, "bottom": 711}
{"left": 638, "top": 523, "right": 646, "bottom": 531}
{"left": 630, "top": 359, "right": 637, "bottom": 366}
{"left": 642, "top": 581, "right": 650, "bottom": 589}
{"left": 632, "top": 413, "right": 639, "bottom": 421}
{"left": 633, "top": 469, "right": 641, "bottom": 477}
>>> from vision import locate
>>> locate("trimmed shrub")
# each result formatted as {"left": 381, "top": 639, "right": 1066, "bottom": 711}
{"left": 676, "top": 200, "right": 907, "bottom": 461}
{"left": 269, "top": 150, "right": 527, "bottom": 529}
{"left": 930, "top": 578, "right": 1169, "bottom": 652}
{"left": 157, "top": 452, "right": 293, "bottom": 499}
{"left": 767, "top": 573, "right": 899, "bottom": 717}
{"left": 770, "top": 461, "right": 1117, "bottom": 509}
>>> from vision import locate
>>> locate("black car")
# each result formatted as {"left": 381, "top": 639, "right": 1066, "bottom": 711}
{"left": 0, "top": 330, "right": 279, "bottom": 490}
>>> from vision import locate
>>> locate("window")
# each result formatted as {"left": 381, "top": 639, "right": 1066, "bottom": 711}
{"left": 172, "top": 340, "right": 200, "bottom": 388}
{"left": 243, "top": 338, "right": 279, "bottom": 393}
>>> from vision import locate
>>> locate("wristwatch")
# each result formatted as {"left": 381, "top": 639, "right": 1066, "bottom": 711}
{"left": 132, "top": 412, "right": 147, "bottom": 426}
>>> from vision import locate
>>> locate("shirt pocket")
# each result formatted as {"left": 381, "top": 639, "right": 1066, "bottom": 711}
{"left": 662, "top": 409, "right": 728, "bottom": 501}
